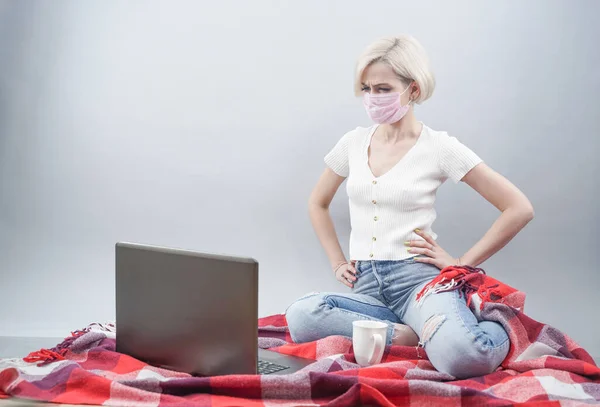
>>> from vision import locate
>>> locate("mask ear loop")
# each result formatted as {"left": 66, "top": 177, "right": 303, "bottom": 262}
{"left": 399, "top": 82, "right": 412, "bottom": 96}
{"left": 400, "top": 81, "right": 416, "bottom": 108}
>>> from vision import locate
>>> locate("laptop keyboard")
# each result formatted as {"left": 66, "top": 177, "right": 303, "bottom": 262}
{"left": 257, "top": 359, "right": 288, "bottom": 374}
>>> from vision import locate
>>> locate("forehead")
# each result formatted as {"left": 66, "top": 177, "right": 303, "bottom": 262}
{"left": 361, "top": 62, "right": 401, "bottom": 84}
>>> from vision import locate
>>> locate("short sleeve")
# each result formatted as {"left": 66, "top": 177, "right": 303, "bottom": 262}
{"left": 438, "top": 134, "right": 483, "bottom": 183}
{"left": 324, "top": 131, "right": 352, "bottom": 177}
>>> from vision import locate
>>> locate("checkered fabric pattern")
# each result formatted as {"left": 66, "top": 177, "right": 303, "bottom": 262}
{"left": 1, "top": 267, "right": 599, "bottom": 406}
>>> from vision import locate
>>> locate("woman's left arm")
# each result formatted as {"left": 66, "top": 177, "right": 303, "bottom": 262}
{"left": 456, "top": 163, "right": 534, "bottom": 266}
{"left": 410, "top": 163, "right": 534, "bottom": 268}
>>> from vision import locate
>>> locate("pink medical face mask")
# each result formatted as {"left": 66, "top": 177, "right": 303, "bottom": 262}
{"left": 363, "top": 84, "right": 412, "bottom": 124}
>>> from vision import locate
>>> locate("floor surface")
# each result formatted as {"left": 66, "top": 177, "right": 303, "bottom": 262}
{"left": 0, "top": 399, "right": 85, "bottom": 407}
{"left": 0, "top": 337, "right": 63, "bottom": 360}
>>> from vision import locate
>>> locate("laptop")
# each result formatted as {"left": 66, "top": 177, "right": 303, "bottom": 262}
{"left": 115, "top": 242, "right": 314, "bottom": 376}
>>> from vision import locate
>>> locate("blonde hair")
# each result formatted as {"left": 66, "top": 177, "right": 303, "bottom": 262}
{"left": 354, "top": 35, "right": 435, "bottom": 104}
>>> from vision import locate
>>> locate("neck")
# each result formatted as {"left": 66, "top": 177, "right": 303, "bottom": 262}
{"left": 379, "top": 109, "right": 421, "bottom": 143}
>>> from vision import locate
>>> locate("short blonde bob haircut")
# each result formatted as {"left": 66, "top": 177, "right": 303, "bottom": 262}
{"left": 354, "top": 35, "right": 435, "bottom": 104}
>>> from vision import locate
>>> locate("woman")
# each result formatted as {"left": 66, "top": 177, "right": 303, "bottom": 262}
{"left": 285, "top": 35, "right": 535, "bottom": 379}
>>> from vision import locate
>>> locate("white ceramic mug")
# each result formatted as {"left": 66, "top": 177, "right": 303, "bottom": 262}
{"left": 352, "top": 320, "right": 387, "bottom": 367}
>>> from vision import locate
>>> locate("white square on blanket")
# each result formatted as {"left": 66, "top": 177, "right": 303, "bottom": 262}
{"left": 536, "top": 375, "right": 596, "bottom": 401}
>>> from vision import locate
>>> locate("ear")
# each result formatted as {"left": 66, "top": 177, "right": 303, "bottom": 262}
{"left": 411, "top": 82, "right": 420, "bottom": 101}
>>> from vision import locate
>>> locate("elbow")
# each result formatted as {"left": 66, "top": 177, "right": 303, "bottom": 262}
{"left": 308, "top": 190, "right": 330, "bottom": 212}
{"left": 308, "top": 198, "right": 328, "bottom": 212}
{"left": 519, "top": 202, "right": 535, "bottom": 224}
{"left": 505, "top": 200, "right": 534, "bottom": 225}
{"left": 526, "top": 207, "right": 535, "bottom": 222}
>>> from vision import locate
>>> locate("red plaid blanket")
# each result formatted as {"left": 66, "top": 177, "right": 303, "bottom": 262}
{"left": 1, "top": 267, "right": 599, "bottom": 406}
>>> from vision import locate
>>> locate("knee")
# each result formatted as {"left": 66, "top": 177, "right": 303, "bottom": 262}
{"left": 285, "top": 293, "right": 325, "bottom": 343}
{"left": 426, "top": 337, "right": 509, "bottom": 379}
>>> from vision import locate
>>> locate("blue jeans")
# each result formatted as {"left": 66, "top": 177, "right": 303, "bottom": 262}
{"left": 285, "top": 258, "right": 510, "bottom": 379}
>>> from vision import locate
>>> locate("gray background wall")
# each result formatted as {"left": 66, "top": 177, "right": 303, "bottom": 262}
{"left": 0, "top": 0, "right": 598, "bottom": 359}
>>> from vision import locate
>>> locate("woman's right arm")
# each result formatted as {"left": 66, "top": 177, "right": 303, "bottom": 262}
{"left": 308, "top": 167, "right": 357, "bottom": 287}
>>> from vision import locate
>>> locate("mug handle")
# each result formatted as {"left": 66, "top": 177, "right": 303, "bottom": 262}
{"left": 368, "top": 333, "right": 384, "bottom": 365}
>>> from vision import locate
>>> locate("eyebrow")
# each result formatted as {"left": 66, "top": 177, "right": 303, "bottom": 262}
{"left": 361, "top": 82, "right": 392, "bottom": 87}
